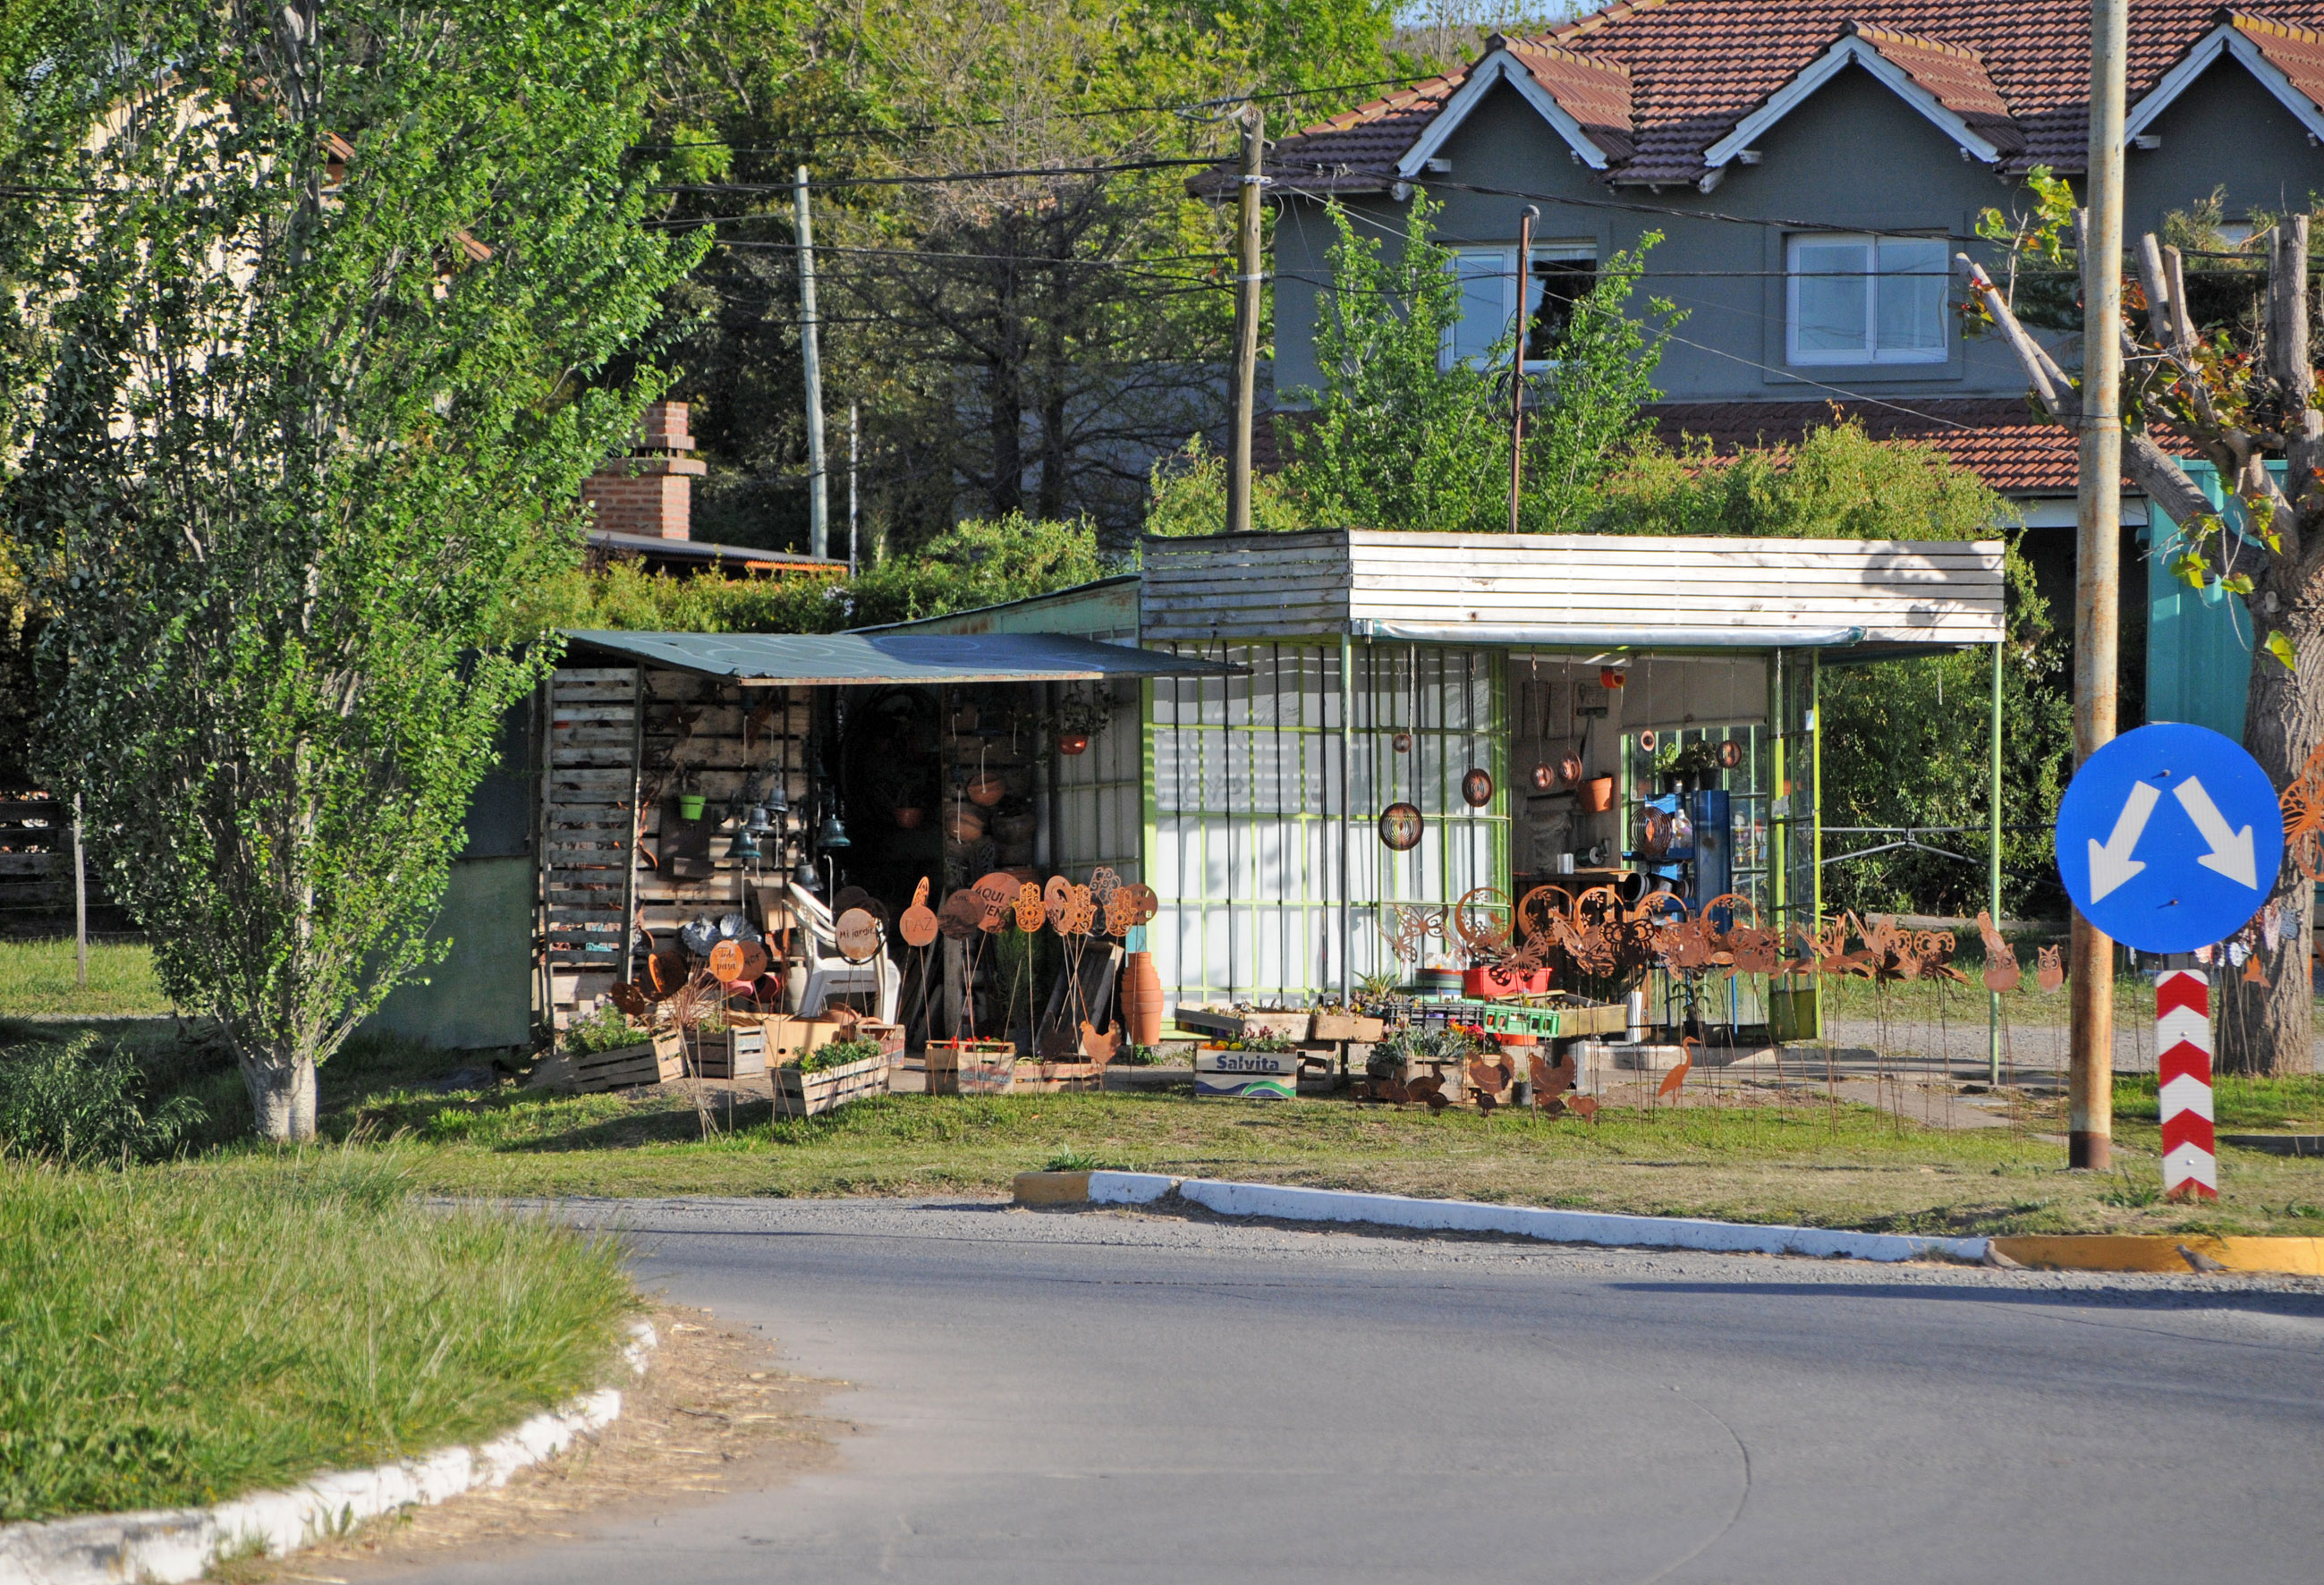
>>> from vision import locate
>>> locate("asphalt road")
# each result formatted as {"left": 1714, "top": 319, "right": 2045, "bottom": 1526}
{"left": 384, "top": 1199, "right": 2324, "bottom": 1584}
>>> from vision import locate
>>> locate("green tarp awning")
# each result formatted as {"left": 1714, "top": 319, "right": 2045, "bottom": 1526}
{"left": 561, "top": 630, "right": 1242, "bottom": 685}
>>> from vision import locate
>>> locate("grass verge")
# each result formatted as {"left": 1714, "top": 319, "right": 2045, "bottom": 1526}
{"left": 139, "top": 1036, "right": 2322, "bottom": 1240}
{"left": 0, "top": 1150, "right": 636, "bottom": 1523}
{"left": 0, "top": 939, "right": 173, "bottom": 1020}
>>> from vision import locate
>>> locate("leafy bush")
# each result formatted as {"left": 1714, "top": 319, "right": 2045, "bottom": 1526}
{"left": 563, "top": 1006, "right": 647, "bottom": 1057}
{"left": 800, "top": 1038, "right": 884, "bottom": 1072}
{"left": 0, "top": 1032, "right": 205, "bottom": 1165}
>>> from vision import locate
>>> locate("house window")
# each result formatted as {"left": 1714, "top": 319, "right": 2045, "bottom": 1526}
{"left": 1786, "top": 233, "right": 1949, "bottom": 365}
{"left": 1443, "top": 243, "right": 1599, "bottom": 370}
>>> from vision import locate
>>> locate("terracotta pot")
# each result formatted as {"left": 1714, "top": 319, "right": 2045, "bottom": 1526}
{"left": 1122, "top": 950, "right": 1164, "bottom": 1047}
{"left": 946, "top": 808, "right": 986, "bottom": 843}
{"left": 991, "top": 811, "right": 1037, "bottom": 843}
{"left": 893, "top": 805, "right": 925, "bottom": 829}
{"left": 967, "top": 773, "right": 1006, "bottom": 807}
{"left": 1579, "top": 776, "right": 1616, "bottom": 813}
{"left": 1056, "top": 732, "right": 1090, "bottom": 756}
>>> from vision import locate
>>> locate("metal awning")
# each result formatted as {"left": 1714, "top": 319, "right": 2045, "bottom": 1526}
{"left": 561, "top": 630, "right": 1244, "bottom": 684}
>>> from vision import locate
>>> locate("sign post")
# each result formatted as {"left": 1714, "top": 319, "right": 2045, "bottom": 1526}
{"left": 2054, "top": 723, "right": 2281, "bottom": 1193}
{"left": 2155, "top": 970, "right": 2217, "bottom": 1200}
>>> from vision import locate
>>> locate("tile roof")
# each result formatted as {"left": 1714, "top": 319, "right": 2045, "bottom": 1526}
{"left": 1644, "top": 397, "right": 2197, "bottom": 495}
{"left": 1249, "top": 1, "right": 2324, "bottom": 191}
{"left": 2224, "top": 7, "right": 2324, "bottom": 107}
{"left": 1501, "top": 36, "right": 1637, "bottom": 162}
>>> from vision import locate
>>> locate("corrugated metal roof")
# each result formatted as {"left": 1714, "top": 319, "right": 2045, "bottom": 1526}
{"left": 560, "top": 629, "right": 1243, "bottom": 684}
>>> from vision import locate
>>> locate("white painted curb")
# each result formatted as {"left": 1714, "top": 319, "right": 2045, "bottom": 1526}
{"left": 0, "top": 1323, "right": 658, "bottom": 1585}
{"left": 1085, "top": 1171, "right": 1988, "bottom": 1263}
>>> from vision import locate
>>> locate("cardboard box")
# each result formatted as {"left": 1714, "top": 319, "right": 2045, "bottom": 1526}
{"left": 1193, "top": 1046, "right": 1303, "bottom": 1077}
{"left": 1194, "top": 1072, "right": 1294, "bottom": 1099}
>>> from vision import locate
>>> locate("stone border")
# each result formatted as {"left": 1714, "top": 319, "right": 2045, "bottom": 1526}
{"left": 1015, "top": 1171, "right": 1986, "bottom": 1262}
{"left": 0, "top": 1323, "right": 659, "bottom": 1585}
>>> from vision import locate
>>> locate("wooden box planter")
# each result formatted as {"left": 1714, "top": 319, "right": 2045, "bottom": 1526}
{"left": 1010, "top": 1061, "right": 1103, "bottom": 1094}
{"left": 571, "top": 1027, "right": 686, "bottom": 1093}
{"left": 689, "top": 1023, "right": 768, "bottom": 1081}
{"left": 774, "top": 1053, "right": 890, "bottom": 1116}
{"left": 1310, "top": 1009, "right": 1387, "bottom": 1043}
{"left": 925, "top": 1039, "right": 1017, "bottom": 1096}
{"left": 857, "top": 1020, "right": 907, "bottom": 1057}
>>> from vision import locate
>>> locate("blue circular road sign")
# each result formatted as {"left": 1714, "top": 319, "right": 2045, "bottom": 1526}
{"left": 2053, "top": 722, "right": 2283, "bottom": 954}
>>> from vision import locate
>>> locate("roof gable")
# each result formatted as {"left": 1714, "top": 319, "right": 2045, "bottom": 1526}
{"left": 2125, "top": 9, "right": 2324, "bottom": 141}
{"left": 1704, "top": 23, "right": 2022, "bottom": 175}
{"left": 1395, "top": 34, "right": 1634, "bottom": 174}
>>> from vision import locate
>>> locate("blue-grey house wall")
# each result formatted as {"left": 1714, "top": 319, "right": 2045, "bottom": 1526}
{"left": 1268, "top": 58, "right": 2324, "bottom": 411}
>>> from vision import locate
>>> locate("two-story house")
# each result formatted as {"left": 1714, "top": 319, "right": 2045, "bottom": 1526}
{"left": 1234, "top": 0, "right": 2324, "bottom": 727}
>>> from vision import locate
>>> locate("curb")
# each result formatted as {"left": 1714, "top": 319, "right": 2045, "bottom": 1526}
{"left": 1989, "top": 1234, "right": 2324, "bottom": 1276}
{"left": 1014, "top": 1172, "right": 1985, "bottom": 1263}
{"left": 0, "top": 1323, "right": 659, "bottom": 1585}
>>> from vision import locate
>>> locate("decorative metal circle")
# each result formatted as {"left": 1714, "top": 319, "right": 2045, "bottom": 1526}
{"left": 1462, "top": 767, "right": 1494, "bottom": 808}
{"left": 1531, "top": 762, "right": 1556, "bottom": 792}
{"left": 1392, "top": 732, "right": 1412, "bottom": 753}
{"left": 937, "top": 889, "right": 983, "bottom": 941}
{"left": 972, "top": 871, "right": 1020, "bottom": 927}
{"left": 1718, "top": 740, "right": 1743, "bottom": 770}
{"left": 1636, "top": 728, "right": 1658, "bottom": 754}
{"left": 835, "top": 908, "right": 882, "bottom": 962}
{"left": 1378, "top": 801, "right": 1424, "bottom": 852}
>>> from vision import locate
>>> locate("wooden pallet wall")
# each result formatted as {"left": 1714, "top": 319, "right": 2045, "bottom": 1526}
{"left": 539, "top": 664, "right": 810, "bottom": 1030}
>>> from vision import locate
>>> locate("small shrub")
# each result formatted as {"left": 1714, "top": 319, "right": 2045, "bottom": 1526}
{"left": 800, "top": 1038, "right": 884, "bottom": 1072}
{"left": 563, "top": 1005, "right": 646, "bottom": 1056}
{"left": 0, "top": 1032, "right": 205, "bottom": 1165}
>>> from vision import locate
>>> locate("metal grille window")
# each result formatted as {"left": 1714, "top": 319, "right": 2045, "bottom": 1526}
{"left": 1149, "top": 641, "right": 1506, "bottom": 1005}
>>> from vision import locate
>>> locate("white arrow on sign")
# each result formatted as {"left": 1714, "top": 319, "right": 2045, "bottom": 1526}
{"left": 2173, "top": 776, "right": 2260, "bottom": 890}
{"left": 2089, "top": 781, "right": 2159, "bottom": 902}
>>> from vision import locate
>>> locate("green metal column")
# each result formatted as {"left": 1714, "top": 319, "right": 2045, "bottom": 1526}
{"left": 1989, "top": 638, "right": 2005, "bottom": 1085}
{"left": 1339, "top": 631, "right": 1353, "bottom": 1003}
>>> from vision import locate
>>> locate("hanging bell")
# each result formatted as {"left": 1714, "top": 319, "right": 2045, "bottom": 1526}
{"left": 745, "top": 803, "right": 773, "bottom": 835}
{"left": 793, "top": 855, "right": 821, "bottom": 891}
{"left": 732, "top": 826, "right": 761, "bottom": 860}
{"left": 817, "top": 813, "right": 851, "bottom": 849}
{"left": 764, "top": 777, "right": 789, "bottom": 815}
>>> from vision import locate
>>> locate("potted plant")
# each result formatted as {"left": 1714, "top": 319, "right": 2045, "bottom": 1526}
{"left": 1046, "top": 689, "right": 1113, "bottom": 756}
{"left": 674, "top": 764, "right": 706, "bottom": 822}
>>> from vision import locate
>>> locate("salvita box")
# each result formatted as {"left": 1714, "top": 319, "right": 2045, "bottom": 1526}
{"left": 1194, "top": 1047, "right": 1303, "bottom": 1077}
{"left": 1195, "top": 1072, "right": 1294, "bottom": 1100}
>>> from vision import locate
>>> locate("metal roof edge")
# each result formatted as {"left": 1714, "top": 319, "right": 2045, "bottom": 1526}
{"left": 1349, "top": 619, "right": 1873, "bottom": 649}
{"left": 847, "top": 572, "right": 1141, "bottom": 634}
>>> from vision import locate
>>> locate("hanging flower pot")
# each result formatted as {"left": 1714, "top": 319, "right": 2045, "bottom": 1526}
{"left": 1462, "top": 767, "right": 1494, "bottom": 808}
{"left": 893, "top": 805, "right": 925, "bottom": 829}
{"left": 1378, "top": 801, "right": 1424, "bottom": 852}
{"left": 967, "top": 772, "right": 1006, "bottom": 806}
{"left": 1056, "top": 732, "right": 1090, "bottom": 756}
{"left": 676, "top": 792, "right": 707, "bottom": 821}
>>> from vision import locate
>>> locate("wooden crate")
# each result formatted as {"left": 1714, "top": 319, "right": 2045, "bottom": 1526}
{"left": 1310, "top": 1009, "right": 1387, "bottom": 1043}
{"left": 926, "top": 1040, "right": 1017, "bottom": 1096}
{"left": 858, "top": 1020, "right": 907, "bottom": 1057}
{"left": 1193, "top": 1046, "right": 1299, "bottom": 1099}
{"left": 690, "top": 1023, "right": 768, "bottom": 1081}
{"left": 774, "top": 1053, "right": 890, "bottom": 1116}
{"left": 1010, "top": 1061, "right": 1103, "bottom": 1094}
{"left": 1174, "top": 1004, "right": 1313, "bottom": 1043}
{"left": 571, "top": 1029, "right": 685, "bottom": 1093}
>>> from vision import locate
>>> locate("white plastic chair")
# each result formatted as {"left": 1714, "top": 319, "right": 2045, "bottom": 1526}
{"left": 788, "top": 882, "right": 900, "bottom": 1024}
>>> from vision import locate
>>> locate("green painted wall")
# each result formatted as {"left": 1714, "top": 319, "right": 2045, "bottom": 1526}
{"left": 364, "top": 855, "right": 536, "bottom": 1051}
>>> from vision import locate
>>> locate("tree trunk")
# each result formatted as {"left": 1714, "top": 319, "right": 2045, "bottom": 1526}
{"left": 242, "top": 1050, "right": 319, "bottom": 1141}
{"left": 2219, "top": 604, "right": 2324, "bottom": 1074}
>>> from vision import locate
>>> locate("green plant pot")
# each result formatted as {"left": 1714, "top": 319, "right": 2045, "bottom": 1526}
{"left": 676, "top": 793, "right": 707, "bottom": 821}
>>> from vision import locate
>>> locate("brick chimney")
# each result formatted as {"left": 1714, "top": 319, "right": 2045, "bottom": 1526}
{"left": 581, "top": 400, "right": 707, "bottom": 540}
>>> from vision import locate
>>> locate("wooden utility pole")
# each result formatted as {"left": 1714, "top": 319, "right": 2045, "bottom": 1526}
{"left": 795, "top": 165, "right": 828, "bottom": 560}
{"left": 1508, "top": 205, "right": 1538, "bottom": 536}
{"left": 1226, "top": 105, "right": 1264, "bottom": 536}
{"left": 2070, "top": 0, "right": 2128, "bottom": 1171}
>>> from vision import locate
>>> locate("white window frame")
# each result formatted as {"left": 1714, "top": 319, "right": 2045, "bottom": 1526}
{"left": 1785, "top": 233, "right": 1951, "bottom": 367}
{"left": 1441, "top": 242, "right": 1600, "bottom": 373}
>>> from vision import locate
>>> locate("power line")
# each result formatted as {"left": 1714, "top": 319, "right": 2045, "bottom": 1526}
{"left": 657, "top": 156, "right": 1220, "bottom": 195}
{"left": 631, "top": 72, "right": 1449, "bottom": 153}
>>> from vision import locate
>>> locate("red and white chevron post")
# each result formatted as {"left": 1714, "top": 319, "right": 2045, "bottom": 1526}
{"left": 2157, "top": 970, "right": 2218, "bottom": 1201}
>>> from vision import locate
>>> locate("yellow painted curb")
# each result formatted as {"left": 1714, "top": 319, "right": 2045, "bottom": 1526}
{"left": 1013, "top": 1170, "right": 1093, "bottom": 1206}
{"left": 1990, "top": 1234, "right": 2324, "bottom": 1276}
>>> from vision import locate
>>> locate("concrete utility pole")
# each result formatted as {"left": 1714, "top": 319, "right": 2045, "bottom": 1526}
{"left": 2069, "top": 0, "right": 2128, "bottom": 1171}
{"left": 1226, "top": 105, "right": 1264, "bottom": 535}
{"left": 795, "top": 165, "right": 829, "bottom": 560}
{"left": 1508, "top": 205, "right": 1538, "bottom": 536}
{"left": 848, "top": 402, "right": 861, "bottom": 577}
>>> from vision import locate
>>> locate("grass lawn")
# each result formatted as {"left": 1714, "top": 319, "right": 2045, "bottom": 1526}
{"left": 0, "top": 938, "right": 173, "bottom": 1019}
{"left": 0, "top": 1153, "right": 635, "bottom": 1523}
{"left": 139, "top": 1035, "right": 2320, "bottom": 1241}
